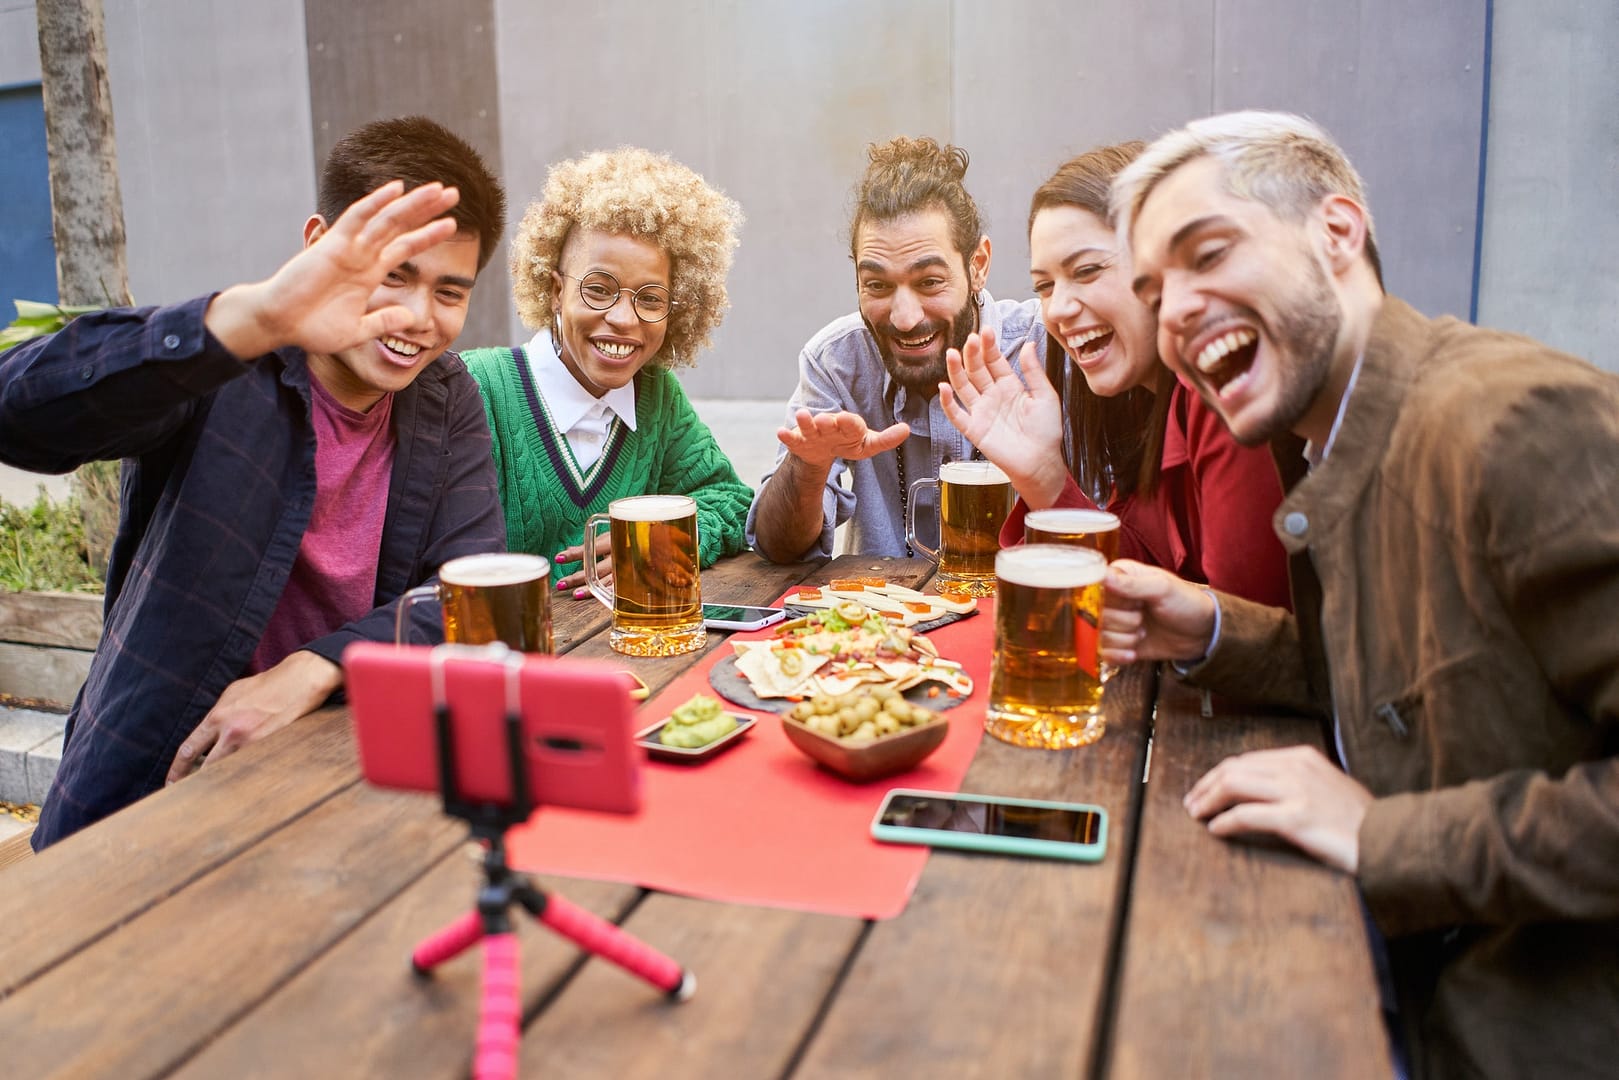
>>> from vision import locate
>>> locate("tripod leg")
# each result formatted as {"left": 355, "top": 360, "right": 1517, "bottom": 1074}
{"left": 521, "top": 886, "right": 696, "bottom": 1001}
{"left": 412, "top": 910, "right": 484, "bottom": 975}
{"left": 473, "top": 932, "right": 521, "bottom": 1080}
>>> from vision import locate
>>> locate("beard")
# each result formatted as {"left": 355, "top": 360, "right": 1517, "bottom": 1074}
{"left": 1251, "top": 255, "right": 1342, "bottom": 446}
{"left": 864, "top": 293, "right": 979, "bottom": 398}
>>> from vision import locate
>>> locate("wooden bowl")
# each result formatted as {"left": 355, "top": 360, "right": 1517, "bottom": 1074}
{"left": 779, "top": 712, "right": 949, "bottom": 782}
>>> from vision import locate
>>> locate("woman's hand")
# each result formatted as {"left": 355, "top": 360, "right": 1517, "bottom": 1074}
{"left": 554, "top": 531, "right": 614, "bottom": 599}
{"left": 939, "top": 329, "right": 1070, "bottom": 507}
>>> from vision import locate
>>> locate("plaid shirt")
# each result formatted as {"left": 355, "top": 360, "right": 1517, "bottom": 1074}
{"left": 0, "top": 296, "right": 505, "bottom": 846}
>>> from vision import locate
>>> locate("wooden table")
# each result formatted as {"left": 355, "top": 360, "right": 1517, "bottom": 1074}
{"left": 0, "top": 553, "right": 1388, "bottom": 1078}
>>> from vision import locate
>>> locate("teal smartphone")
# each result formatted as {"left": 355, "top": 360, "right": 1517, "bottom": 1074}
{"left": 871, "top": 788, "right": 1108, "bottom": 863}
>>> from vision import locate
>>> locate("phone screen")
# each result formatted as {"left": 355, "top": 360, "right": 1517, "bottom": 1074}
{"left": 702, "top": 604, "right": 783, "bottom": 624}
{"left": 876, "top": 793, "right": 1104, "bottom": 845}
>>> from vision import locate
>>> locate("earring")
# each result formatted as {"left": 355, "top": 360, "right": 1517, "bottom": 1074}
{"left": 550, "top": 312, "right": 562, "bottom": 356}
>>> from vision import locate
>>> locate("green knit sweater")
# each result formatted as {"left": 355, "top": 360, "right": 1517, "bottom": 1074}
{"left": 462, "top": 346, "right": 753, "bottom": 582}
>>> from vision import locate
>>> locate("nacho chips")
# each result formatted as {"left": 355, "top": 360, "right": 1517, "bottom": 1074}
{"left": 730, "top": 607, "right": 973, "bottom": 702}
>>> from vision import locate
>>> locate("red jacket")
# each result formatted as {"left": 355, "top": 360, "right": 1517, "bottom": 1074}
{"left": 1001, "top": 382, "right": 1291, "bottom": 609}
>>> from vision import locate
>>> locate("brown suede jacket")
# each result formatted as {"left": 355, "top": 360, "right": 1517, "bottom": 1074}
{"left": 1188, "top": 297, "right": 1619, "bottom": 1079}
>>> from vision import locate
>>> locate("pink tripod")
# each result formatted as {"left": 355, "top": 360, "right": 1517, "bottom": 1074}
{"left": 408, "top": 670, "right": 694, "bottom": 1080}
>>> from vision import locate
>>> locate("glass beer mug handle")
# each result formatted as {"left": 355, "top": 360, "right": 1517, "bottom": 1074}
{"left": 583, "top": 513, "right": 614, "bottom": 608}
{"left": 906, "top": 477, "right": 940, "bottom": 561}
{"left": 395, "top": 583, "right": 441, "bottom": 645}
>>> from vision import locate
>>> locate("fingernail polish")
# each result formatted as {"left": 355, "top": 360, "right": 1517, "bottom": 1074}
{"left": 573, "top": 587, "right": 588, "bottom": 600}
{"left": 556, "top": 580, "right": 568, "bottom": 590}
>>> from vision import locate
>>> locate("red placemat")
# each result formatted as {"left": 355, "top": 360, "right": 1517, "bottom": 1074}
{"left": 507, "top": 599, "right": 995, "bottom": 919}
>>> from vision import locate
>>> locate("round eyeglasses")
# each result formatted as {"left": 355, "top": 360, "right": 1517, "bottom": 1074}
{"left": 562, "top": 271, "right": 675, "bottom": 323}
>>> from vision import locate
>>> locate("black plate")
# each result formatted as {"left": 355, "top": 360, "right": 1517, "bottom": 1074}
{"left": 706, "top": 654, "right": 972, "bottom": 715}
{"left": 635, "top": 712, "right": 756, "bottom": 762}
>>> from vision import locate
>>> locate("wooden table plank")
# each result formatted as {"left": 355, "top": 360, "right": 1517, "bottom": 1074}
{"left": 511, "top": 554, "right": 936, "bottom": 1074}
{"left": 553, "top": 588, "right": 611, "bottom": 652}
{"left": 175, "top": 552, "right": 831, "bottom": 1078}
{"left": 0, "top": 705, "right": 358, "bottom": 996}
{"left": 520, "top": 898, "right": 866, "bottom": 1078}
{"left": 793, "top": 664, "right": 1156, "bottom": 1079}
{"left": 0, "top": 569, "right": 615, "bottom": 996}
{"left": 174, "top": 859, "right": 638, "bottom": 1080}
{"left": 1107, "top": 679, "right": 1391, "bottom": 1079}
{"left": 0, "top": 782, "right": 465, "bottom": 1079}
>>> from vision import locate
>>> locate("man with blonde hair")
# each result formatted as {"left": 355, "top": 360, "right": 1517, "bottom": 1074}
{"left": 1103, "top": 110, "right": 1618, "bottom": 1077}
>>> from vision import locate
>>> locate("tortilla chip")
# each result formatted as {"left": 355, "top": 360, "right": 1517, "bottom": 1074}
{"left": 733, "top": 644, "right": 828, "bottom": 697}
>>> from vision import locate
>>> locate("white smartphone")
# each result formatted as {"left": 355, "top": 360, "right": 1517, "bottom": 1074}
{"left": 701, "top": 603, "right": 788, "bottom": 631}
{"left": 871, "top": 789, "right": 1108, "bottom": 863}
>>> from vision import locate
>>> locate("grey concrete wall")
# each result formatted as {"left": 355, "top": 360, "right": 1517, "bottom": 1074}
{"left": 0, "top": 2, "right": 42, "bottom": 88}
{"left": 303, "top": 0, "right": 509, "bottom": 350}
{"left": 494, "top": 0, "right": 1489, "bottom": 401}
{"left": 1476, "top": 0, "right": 1619, "bottom": 371}
{"left": 9, "top": 0, "right": 1615, "bottom": 390}
{"left": 101, "top": 0, "right": 315, "bottom": 306}
{"left": 492, "top": 0, "right": 954, "bottom": 399}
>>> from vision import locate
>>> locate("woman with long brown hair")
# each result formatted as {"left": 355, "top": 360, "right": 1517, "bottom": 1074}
{"left": 941, "top": 142, "right": 1290, "bottom": 606}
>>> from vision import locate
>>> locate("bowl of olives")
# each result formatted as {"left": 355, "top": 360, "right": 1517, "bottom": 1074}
{"left": 779, "top": 684, "right": 949, "bottom": 781}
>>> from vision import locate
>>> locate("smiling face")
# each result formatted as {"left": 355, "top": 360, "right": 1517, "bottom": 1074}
{"left": 1129, "top": 156, "right": 1346, "bottom": 446}
{"left": 854, "top": 210, "right": 989, "bottom": 397}
{"left": 1028, "top": 204, "right": 1160, "bottom": 399}
{"left": 304, "top": 222, "right": 481, "bottom": 413}
{"left": 551, "top": 229, "right": 671, "bottom": 398}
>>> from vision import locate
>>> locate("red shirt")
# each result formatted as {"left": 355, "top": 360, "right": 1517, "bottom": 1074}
{"left": 1002, "top": 382, "right": 1292, "bottom": 609}
{"left": 249, "top": 377, "right": 397, "bottom": 673}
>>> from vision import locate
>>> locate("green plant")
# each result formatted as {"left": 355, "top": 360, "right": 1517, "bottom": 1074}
{"left": 3, "top": 300, "right": 119, "bottom": 587}
{"left": 0, "top": 299, "right": 103, "bottom": 353}
{"left": 0, "top": 487, "right": 103, "bottom": 593}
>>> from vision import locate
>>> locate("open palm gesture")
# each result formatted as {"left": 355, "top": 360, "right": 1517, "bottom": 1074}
{"left": 207, "top": 181, "right": 462, "bottom": 360}
{"left": 939, "top": 327, "right": 1069, "bottom": 505}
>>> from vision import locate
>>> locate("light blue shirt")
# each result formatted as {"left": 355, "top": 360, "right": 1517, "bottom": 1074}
{"left": 745, "top": 293, "right": 1045, "bottom": 559}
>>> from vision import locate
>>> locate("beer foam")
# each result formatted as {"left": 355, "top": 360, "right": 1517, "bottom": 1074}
{"left": 1023, "top": 508, "right": 1120, "bottom": 533}
{"left": 939, "top": 460, "right": 1010, "bottom": 485}
{"left": 439, "top": 553, "right": 550, "bottom": 587}
{"left": 996, "top": 544, "right": 1106, "bottom": 588}
{"left": 610, "top": 494, "right": 697, "bottom": 521}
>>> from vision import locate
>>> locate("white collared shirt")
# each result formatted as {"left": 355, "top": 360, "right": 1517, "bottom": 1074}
{"left": 524, "top": 327, "right": 638, "bottom": 470}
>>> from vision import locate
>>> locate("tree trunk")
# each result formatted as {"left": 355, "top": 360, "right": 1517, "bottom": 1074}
{"left": 36, "top": 0, "right": 130, "bottom": 579}
{"left": 36, "top": 0, "right": 131, "bottom": 309}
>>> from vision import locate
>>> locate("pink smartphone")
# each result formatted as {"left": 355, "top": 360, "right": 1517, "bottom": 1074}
{"left": 344, "top": 642, "right": 641, "bottom": 815}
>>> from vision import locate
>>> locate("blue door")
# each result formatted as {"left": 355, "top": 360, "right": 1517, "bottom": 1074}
{"left": 0, "top": 84, "right": 58, "bottom": 308}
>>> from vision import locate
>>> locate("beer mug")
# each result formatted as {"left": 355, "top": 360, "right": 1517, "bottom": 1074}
{"left": 395, "top": 552, "right": 553, "bottom": 653}
{"left": 985, "top": 544, "right": 1106, "bottom": 749}
{"left": 906, "top": 460, "right": 1014, "bottom": 597}
{"left": 1023, "top": 508, "right": 1121, "bottom": 562}
{"left": 584, "top": 494, "right": 705, "bottom": 657}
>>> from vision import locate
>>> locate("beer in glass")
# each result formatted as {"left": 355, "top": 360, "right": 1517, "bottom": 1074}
{"left": 1023, "top": 508, "right": 1121, "bottom": 562}
{"left": 585, "top": 494, "right": 705, "bottom": 657}
{"left": 985, "top": 544, "right": 1106, "bottom": 749}
{"left": 906, "top": 460, "right": 1013, "bottom": 596}
{"left": 394, "top": 552, "right": 553, "bottom": 653}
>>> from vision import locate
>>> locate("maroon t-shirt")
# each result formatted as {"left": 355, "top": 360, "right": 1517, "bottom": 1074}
{"left": 249, "top": 377, "right": 396, "bottom": 674}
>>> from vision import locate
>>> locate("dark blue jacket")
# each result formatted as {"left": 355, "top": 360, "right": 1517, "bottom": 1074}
{"left": 0, "top": 297, "right": 505, "bottom": 846}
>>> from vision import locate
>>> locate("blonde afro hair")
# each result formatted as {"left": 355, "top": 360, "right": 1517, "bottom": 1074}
{"left": 510, "top": 147, "right": 743, "bottom": 369}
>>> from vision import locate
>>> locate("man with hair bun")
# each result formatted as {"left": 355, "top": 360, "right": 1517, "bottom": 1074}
{"left": 749, "top": 136, "right": 1044, "bottom": 562}
{"left": 1106, "top": 109, "right": 1619, "bottom": 1078}
{"left": 0, "top": 116, "right": 508, "bottom": 847}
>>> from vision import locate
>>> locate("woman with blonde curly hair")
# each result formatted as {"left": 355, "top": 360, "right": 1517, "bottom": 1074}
{"left": 462, "top": 147, "right": 752, "bottom": 596}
